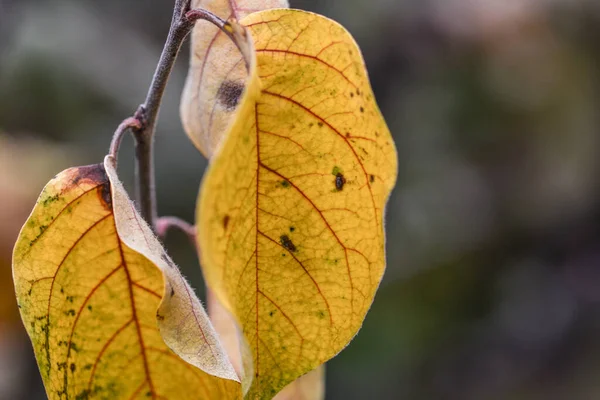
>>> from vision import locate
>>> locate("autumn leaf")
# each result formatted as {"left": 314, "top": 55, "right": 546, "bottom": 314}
{"left": 181, "top": 0, "right": 288, "bottom": 158}
{"left": 13, "top": 157, "right": 240, "bottom": 399}
{"left": 196, "top": 9, "right": 398, "bottom": 399}
{"left": 273, "top": 367, "right": 324, "bottom": 400}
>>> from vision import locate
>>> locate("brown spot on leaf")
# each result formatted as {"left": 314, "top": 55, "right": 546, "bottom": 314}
{"left": 161, "top": 253, "right": 176, "bottom": 269}
{"left": 98, "top": 181, "right": 112, "bottom": 211}
{"left": 64, "top": 164, "right": 108, "bottom": 191}
{"left": 280, "top": 235, "right": 297, "bottom": 253}
{"left": 360, "top": 107, "right": 364, "bottom": 113}
{"left": 223, "top": 215, "right": 230, "bottom": 230}
{"left": 170, "top": 288, "right": 175, "bottom": 298}
{"left": 63, "top": 164, "right": 112, "bottom": 210}
{"left": 217, "top": 80, "right": 244, "bottom": 111}
{"left": 335, "top": 173, "right": 346, "bottom": 191}
{"left": 370, "top": 175, "right": 375, "bottom": 183}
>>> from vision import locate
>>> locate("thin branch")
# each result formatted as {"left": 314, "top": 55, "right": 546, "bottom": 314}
{"left": 109, "top": 117, "right": 142, "bottom": 161}
{"left": 156, "top": 216, "right": 196, "bottom": 247}
{"left": 187, "top": 9, "right": 253, "bottom": 70}
{"left": 186, "top": 9, "right": 228, "bottom": 29}
{"left": 132, "top": 0, "right": 195, "bottom": 229}
{"left": 123, "top": 0, "right": 248, "bottom": 231}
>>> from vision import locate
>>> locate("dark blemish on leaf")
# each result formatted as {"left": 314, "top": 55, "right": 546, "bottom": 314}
{"left": 346, "top": 132, "right": 351, "bottom": 138}
{"left": 66, "top": 296, "right": 74, "bottom": 303}
{"left": 157, "top": 313, "right": 165, "bottom": 321}
{"left": 87, "top": 305, "right": 92, "bottom": 311}
{"left": 65, "top": 309, "right": 76, "bottom": 317}
{"left": 269, "top": 311, "right": 275, "bottom": 317}
{"left": 317, "top": 310, "right": 326, "bottom": 319}
{"left": 98, "top": 181, "right": 112, "bottom": 211}
{"left": 375, "top": 131, "right": 380, "bottom": 137}
{"left": 60, "top": 288, "right": 64, "bottom": 294}
{"left": 357, "top": 89, "right": 361, "bottom": 96}
{"left": 70, "top": 363, "right": 76, "bottom": 373}
{"left": 42, "top": 194, "right": 60, "bottom": 207}
{"left": 70, "top": 342, "right": 80, "bottom": 352}
{"left": 83, "top": 364, "right": 93, "bottom": 371}
{"left": 170, "top": 288, "right": 175, "bottom": 298}
{"left": 64, "top": 164, "right": 108, "bottom": 191}
{"left": 361, "top": 148, "right": 368, "bottom": 155}
{"left": 223, "top": 215, "right": 230, "bottom": 230}
{"left": 360, "top": 107, "right": 364, "bottom": 113}
{"left": 370, "top": 175, "right": 375, "bottom": 183}
{"left": 350, "top": 92, "right": 354, "bottom": 98}
{"left": 57, "top": 362, "right": 68, "bottom": 371}
{"left": 282, "top": 253, "right": 286, "bottom": 257}
{"left": 280, "top": 180, "right": 291, "bottom": 188}
{"left": 308, "top": 123, "right": 314, "bottom": 128}
{"left": 217, "top": 80, "right": 244, "bottom": 111}
{"left": 335, "top": 173, "right": 346, "bottom": 191}
{"left": 146, "top": 391, "right": 153, "bottom": 397}
{"left": 317, "top": 122, "right": 323, "bottom": 128}
{"left": 280, "top": 235, "right": 297, "bottom": 252}
{"left": 289, "top": 226, "right": 295, "bottom": 232}
{"left": 160, "top": 253, "right": 176, "bottom": 269}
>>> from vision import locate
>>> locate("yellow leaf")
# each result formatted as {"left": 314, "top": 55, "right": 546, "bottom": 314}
{"left": 13, "top": 157, "right": 241, "bottom": 399}
{"left": 181, "top": 0, "right": 288, "bottom": 158}
{"left": 197, "top": 9, "right": 398, "bottom": 399}
{"left": 207, "top": 288, "right": 254, "bottom": 395}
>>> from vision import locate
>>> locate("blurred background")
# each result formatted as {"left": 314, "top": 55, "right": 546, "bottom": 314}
{"left": 2, "top": 0, "right": 600, "bottom": 399}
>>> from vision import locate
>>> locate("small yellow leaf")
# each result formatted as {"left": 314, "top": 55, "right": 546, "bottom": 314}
{"left": 181, "top": 0, "right": 288, "bottom": 158}
{"left": 274, "top": 367, "right": 324, "bottom": 400}
{"left": 13, "top": 158, "right": 240, "bottom": 399}
{"left": 207, "top": 291, "right": 324, "bottom": 400}
{"left": 197, "top": 9, "right": 398, "bottom": 399}
{"left": 207, "top": 289, "right": 254, "bottom": 394}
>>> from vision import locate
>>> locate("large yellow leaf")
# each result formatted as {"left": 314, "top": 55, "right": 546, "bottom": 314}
{"left": 196, "top": 9, "right": 398, "bottom": 399}
{"left": 181, "top": 0, "right": 288, "bottom": 158}
{"left": 13, "top": 157, "right": 240, "bottom": 399}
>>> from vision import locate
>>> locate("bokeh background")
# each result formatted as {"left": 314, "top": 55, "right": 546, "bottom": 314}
{"left": 2, "top": 0, "right": 600, "bottom": 399}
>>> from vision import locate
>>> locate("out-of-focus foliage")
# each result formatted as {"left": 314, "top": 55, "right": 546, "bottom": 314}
{"left": 2, "top": 0, "right": 600, "bottom": 399}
